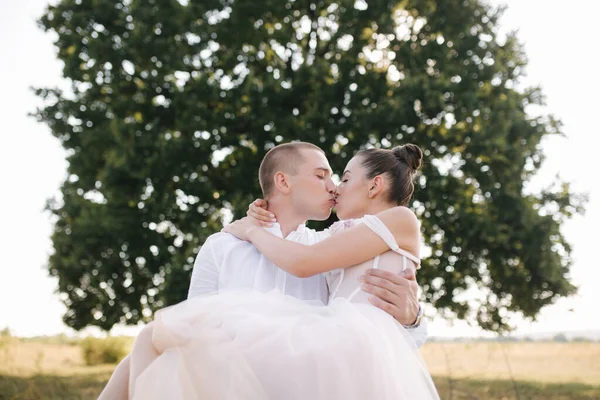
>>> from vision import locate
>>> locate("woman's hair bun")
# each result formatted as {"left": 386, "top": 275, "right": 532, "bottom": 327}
{"left": 392, "top": 143, "right": 423, "bottom": 172}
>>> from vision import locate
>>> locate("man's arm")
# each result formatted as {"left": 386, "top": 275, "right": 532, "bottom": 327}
{"left": 187, "top": 235, "right": 222, "bottom": 299}
{"left": 246, "top": 200, "right": 429, "bottom": 345}
{"left": 406, "top": 317, "right": 428, "bottom": 348}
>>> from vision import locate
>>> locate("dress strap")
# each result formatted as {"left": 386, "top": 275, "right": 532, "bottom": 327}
{"left": 330, "top": 269, "right": 344, "bottom": 299}
{"left": 362, "top": 214, "right": 421, "bottom": 269}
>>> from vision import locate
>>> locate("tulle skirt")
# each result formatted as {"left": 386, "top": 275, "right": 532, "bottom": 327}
{"left": 132, "top": 290, "right": 439, "bottom": 400}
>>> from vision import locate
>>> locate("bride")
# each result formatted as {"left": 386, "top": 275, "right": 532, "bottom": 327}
{"left": 115, "top": 143, "right": 439, "bottom": 399}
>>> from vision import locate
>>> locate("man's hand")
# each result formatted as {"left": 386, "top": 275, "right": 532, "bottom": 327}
{"left": 360, "top": 268, "right": 420, "bottom": 326}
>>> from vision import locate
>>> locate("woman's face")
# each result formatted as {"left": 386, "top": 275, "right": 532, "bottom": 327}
{"left": 334, "top": 156, "right": 371, "bottom": 220}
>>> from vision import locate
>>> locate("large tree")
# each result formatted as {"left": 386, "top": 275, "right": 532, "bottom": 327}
{"left": 35, "top": 0, "right": 583, "bottom": 332}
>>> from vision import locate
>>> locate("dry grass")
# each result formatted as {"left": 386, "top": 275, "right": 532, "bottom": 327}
{"left": 1, "top": 340, "right": 82, "bottom": 376}
{"left": 0, "top": 337, "right": 115, "bottom": 399}
{"left": 421, "top": 341, "right": 600, "bottom": 386}
{"left": 1, "top": 337, "right": 599, "bottom": 399}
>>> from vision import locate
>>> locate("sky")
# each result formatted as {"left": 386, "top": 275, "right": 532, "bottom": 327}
{"left": 0, "top": 0, "right": 598, "bottom": 338}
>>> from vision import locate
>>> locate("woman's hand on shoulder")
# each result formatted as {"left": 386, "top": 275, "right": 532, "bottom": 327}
{"left": 222, "top": 216, "right": 263, "bottom": 241}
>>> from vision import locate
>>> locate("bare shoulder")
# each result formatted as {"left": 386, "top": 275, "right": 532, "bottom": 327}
{"left": 377, "top": 206, "right": 418, "bottom": 226}
{"left": 375, "top": 206, "right": 420, "bottom": 238}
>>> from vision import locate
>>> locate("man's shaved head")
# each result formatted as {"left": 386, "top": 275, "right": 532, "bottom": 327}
{"left": 259, "top": 142, "right": 325, "bottom": 198}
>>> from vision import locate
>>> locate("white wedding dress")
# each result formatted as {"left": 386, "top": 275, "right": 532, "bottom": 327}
{"left": 132, "top": 215, "right": 440, "bottom": 399}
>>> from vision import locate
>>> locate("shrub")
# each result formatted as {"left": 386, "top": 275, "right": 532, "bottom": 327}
{"left": 81, "top": 336, "right": 129, "bottom": 366}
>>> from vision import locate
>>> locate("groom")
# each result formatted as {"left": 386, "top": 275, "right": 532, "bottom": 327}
{"left": 98, "top": 142, "right": 428, "bottom": 400}
{"left": 188, "top": 141, "right": 427, "bottom": 345}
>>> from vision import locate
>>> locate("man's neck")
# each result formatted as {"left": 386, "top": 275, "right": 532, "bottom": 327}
{"left": 267, "top": 199, "right": 307, "bottom": 238}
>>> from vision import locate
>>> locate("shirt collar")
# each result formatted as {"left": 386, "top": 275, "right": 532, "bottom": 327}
{"left": 265, "top": 222, "right": 306, "bottom": 239}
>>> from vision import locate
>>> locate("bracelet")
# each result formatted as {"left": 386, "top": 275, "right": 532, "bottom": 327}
{"left": 402, "top": 304, "right": 423, "bottom": 329}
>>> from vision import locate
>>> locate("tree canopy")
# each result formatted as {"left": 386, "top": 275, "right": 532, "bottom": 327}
{"left": 34, "top": 0, "right": 583, "bottom": 332}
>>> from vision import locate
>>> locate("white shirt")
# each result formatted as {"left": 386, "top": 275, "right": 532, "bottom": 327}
{"left": 187, "top": 223, "right": 428, "bottom": 347}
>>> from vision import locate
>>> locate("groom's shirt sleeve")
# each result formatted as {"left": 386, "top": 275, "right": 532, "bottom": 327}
{"left": 408, "top": 319, "right": 428, "bottom": 348}
{"left": 187, "top": 233, "right": 226, "bottom": 298}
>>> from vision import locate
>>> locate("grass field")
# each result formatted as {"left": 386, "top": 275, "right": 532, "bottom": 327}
{"left": 1, "top": 337, "right": 599, "bottom": 399}
{"left": 420, "top": 341, "right": 600, "bottom": 399}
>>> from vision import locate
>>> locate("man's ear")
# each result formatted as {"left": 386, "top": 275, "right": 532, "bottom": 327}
{"left": 273, "top": 171, "right": 292, "bottom": 194}
{"left": 368, "top": 175, "right": 385, "bottom": 198}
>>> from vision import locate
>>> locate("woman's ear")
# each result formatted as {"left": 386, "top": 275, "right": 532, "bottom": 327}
{"left": 273, "top": 171, "right": 292, "bottom": 194}
{"left": 368, "top": 175, "right": 385, "bottom": 198}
